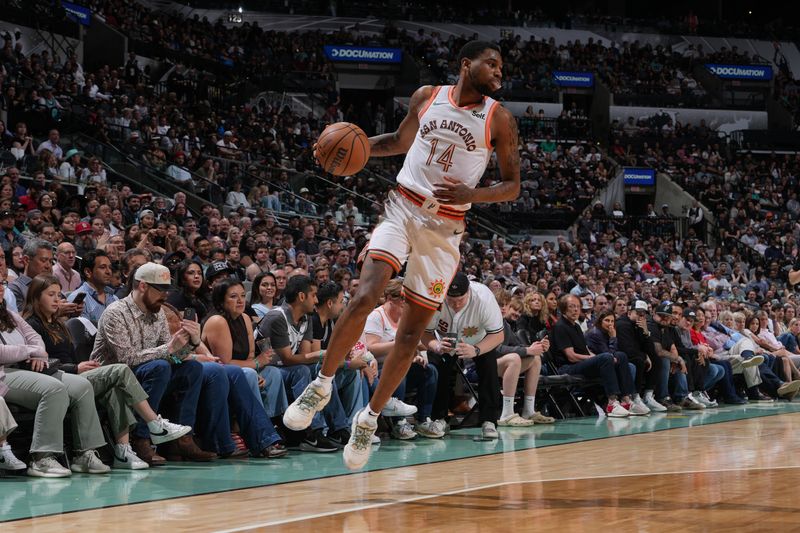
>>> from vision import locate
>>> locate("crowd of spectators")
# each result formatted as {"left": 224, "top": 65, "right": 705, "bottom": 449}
{"left": 3, "top": 3, "right": 800, "bottom": 478}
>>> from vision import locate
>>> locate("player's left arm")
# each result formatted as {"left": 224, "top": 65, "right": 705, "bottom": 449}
{"left": 433, "top": 105, "right": 520, "bottom": 205}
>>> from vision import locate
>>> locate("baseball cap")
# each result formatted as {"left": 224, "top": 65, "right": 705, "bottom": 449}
{"left": 75, "top": 221, "right": 92, "bottom": 235}
{"left": 64, "top": 148, "right": 82, "bottom": 159}
{"left": 26, "top": 209, "right": 42, "bottom": 219}
{"left": 206, "top": 261, "right": 231, "bottom": 280}
{"left": 0, "top": 210, "right": 12, "bottom": 219}
{"left": 655, "top": 303, "right": 673, "bottom": 316}
{"left": 299, "top": 187, "right": 310, "bottom": 194}
{"left": 134, "top": 262, "right": 172, "bottom": 291}
{"left": 633, "top": 300, "right": 648, "bottom": 312}
{"left": 447, "top": 272, "right": 470, "bottom": 297}
{"left": 139, "top": 209, "right": 155, "bottom": 219}
{"left": 683, "top": 308, "right": 697, "bottom": 320}
{"left": 162, "top": 251, "right": 186, "bottom": 267}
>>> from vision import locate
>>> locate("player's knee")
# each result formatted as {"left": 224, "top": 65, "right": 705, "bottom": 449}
{"left": 349, "top": 288, "right": 380, "bottom": 314}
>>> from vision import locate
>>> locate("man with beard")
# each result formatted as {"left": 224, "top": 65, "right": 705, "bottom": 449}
{"left": 74, "top": 221, "right": 96, "bottom": 258}
{"left": 284, "top": 40, "right": 520, "bottom": 470}
{"left": 91, "top": 263, "right": 215, "bottom": 465}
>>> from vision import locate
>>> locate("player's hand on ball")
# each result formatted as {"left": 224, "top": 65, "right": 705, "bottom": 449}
{"left": 434, "top": 176, "right": 474, "bottom": 205}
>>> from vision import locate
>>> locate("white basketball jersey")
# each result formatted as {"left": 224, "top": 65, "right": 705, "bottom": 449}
{"left": 397, "top": 85, "right": 499, "bottom": 211}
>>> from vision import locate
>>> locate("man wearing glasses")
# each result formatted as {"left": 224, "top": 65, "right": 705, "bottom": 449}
{"left": 54, "top": 242, "right": 81, "bottom": 293}
{"left": 91, "top": 262, "right": 214, "bottom": 465}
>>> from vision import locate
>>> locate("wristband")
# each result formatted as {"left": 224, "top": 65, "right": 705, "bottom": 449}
{"left": 319, "top": 350, "right": 325, "bottom": 363}
{"left": 255, "top": 359, "right": 261, "bottom": 372}
{"left": 474, "top": 345, "right": 481, "bottom": 358}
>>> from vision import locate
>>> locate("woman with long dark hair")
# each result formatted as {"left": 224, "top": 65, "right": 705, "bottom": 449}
{"left": 24, "top": 274, "right": 191, "bottom": 469}
{"left": 202, "top": 279, "right": 288, "bottom": 429}
{"left": 0, "top": 273, "right": 108, "bottom": 477}
{"left": 166, "top": 260, "right": 211, "bottom": 321}
{"left": 249, "top": 271, "right": 278, "bottom": 319}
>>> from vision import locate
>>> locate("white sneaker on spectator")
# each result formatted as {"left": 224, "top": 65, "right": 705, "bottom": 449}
{"left": 28, "top": 455, "right": 71, "bottom": 478}
{"left": 741, "top": 355, "right": 765, "bottom": 368}
{"left": 498, "top": 414, "right": 535, "bottom": 426}
{"left": 149, "top": 416, "right": 192, "bottom": 445}
{"left": 344, "top": 409, "right": 378, "bottom": 471}
{"left": 370, "top": 434, "right": 382, "bottom": 445}
{"left": 522, "top": 411, "right": 556, "bottom": 423}
{"left": 113, "top": 444, "right": 149, "bottom": 470}
{"left": 629, "top": 397, "right": 651, "bottom": 416}
{"left": 391, "top": 420, "right": 417, "bottom": 440}
{"left": 605, "top": 400, "right": 630, "bottom": 418}
{"left": 643, "top": 391, "right": 668, "bottom": 412}
{"left": 0, "top": 443, "right": 25, "bottom": 471}
{"left": 70, "top": 450, "right": 110, "bottom": 474}
{"left": 431, "top": 419, "right": 450, "bottom": 436}
{"left": 416, "top": 418, "right": 446, "bottom": 438}
{"left": 481, "top": 421, "right": 499, "bottom": 439}
{"left": 284, "top": 383, "right": 331, "bottom": 431}
{"left": 381, "top": 397, "right": 418, "bottom": 417}
{"left": 691, "top": 392, "right": 716, "bottom": 408}
{"left": 700, "top": 392, "right": 719, "bottom": 407}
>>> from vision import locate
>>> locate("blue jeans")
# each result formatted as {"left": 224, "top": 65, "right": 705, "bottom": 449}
{"left": 778, "top": 332, "right": 799, "bottom": 352}
{"left": 706, "top": 360, "right": 741, "bottom": 400}
{"left": 242, "top": 366, "right": 288, "bottom": 418}
{"left": 393, "top": 362, "right": 438, "bottom": 420}
{"left": 559, "top": 352, "right": 635, "bottom": 398}
{"left": 703, "top": 362, "right": 724, "bottom": 390}
{"left": 670, "top": 371, "right": 689, "bottom": 401}
{"left": 314, "top": 363, "right": 369, "bottom": 424}
{"left": 310, "top": 364, "right": 351, "bottom": 432}
{"left": 196, "top": 364, "right": 281, "bottom": 455}
{"left": 132, "top": 359, "right": 203, "bottom": 439}
{"left": 275, "top": 365, "right": 326, "bottom": 431}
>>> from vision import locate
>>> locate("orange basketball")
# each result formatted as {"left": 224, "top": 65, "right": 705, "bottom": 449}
{"left": 316, "top": 122, "right": 370, "bottom": 176}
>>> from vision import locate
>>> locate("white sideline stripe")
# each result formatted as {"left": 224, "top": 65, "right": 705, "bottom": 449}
{"left": 213, "top": 464, "right": 800, "bottom": 531}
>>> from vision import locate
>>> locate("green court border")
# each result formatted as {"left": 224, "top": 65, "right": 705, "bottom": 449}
{"left": 3, "top": 403, "right": 799, "bottom": 523}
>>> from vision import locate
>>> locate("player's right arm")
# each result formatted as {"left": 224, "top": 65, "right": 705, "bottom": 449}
{"left": 368, "top": 85, "right": 433, "bottom": 157}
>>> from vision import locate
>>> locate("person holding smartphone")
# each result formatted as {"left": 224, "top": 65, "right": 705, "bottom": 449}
{"left": 67, "top": 250, "right": 119, "bottom": 325}
{"left": 421, "top": 273, "right": 505, "bottom": 440}
{"left": 493, "top": 292, "right": 554, "bottom": 425}
{"left": 24, "top": 274, "right": 192, "bottom": 470}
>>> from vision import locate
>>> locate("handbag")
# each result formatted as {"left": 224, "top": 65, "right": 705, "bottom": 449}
{"left": 0, "top": 332, "right": 61, "bottom": 375}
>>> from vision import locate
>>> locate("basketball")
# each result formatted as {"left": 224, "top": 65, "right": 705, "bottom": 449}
{"left": 316, "top": 122, "right": 370, "bottom": 176}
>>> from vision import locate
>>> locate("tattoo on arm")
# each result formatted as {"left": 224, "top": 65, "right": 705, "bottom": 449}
{"left": 505, "top": 114, "right": 520, "bottom": 174}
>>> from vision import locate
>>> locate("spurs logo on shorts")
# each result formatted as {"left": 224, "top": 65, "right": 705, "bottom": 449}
{"left": 365, "top": 85, "right": 500, "bottom": 309}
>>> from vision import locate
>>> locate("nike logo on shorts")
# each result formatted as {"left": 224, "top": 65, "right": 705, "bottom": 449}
{"left": 453, "top": 229, "right": 464, "bottom": 235}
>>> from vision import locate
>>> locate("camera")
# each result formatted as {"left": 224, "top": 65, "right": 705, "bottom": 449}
{"left": 535, "top": 329, "right": 548, "bottom": 342}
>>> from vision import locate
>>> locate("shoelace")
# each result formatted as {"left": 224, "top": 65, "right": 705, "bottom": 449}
{"left": 296, "top": 387, "right": 325, "bottom": 413}
{"left": 39, "top": 456, "right": 62, "bottom": 469}
{"left": 351, "top": 423, "right": 374, "bottom": 451}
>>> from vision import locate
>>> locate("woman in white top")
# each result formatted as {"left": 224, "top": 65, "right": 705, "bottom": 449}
{"left": 364, "top": 279, "right": 443, "bottom": 439}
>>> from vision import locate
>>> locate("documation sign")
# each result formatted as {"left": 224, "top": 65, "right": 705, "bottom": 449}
{"left": 323, "top": 46, "right": 403, "bottom": 64}
{"left": 705, "top": 64, "right": 773, "bottom": 81}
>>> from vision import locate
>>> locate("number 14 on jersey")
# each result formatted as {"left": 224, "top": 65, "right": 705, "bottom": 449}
{"left": 425, "top": 139, "right": 455, "bottom": 173}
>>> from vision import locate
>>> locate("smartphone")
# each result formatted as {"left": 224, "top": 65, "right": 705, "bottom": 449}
{"left": 72, "top": 292, "right": 87, "bottom": 304}
{"left": 441, "top": 332, "right": 459, "bottom": 355}
{"left": 184, "top": 307, "right": 196, "bottom": 321}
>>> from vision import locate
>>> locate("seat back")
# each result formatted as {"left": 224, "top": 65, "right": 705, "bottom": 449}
{"left": 65, "top": 318, "right": 96, "bottom": 362}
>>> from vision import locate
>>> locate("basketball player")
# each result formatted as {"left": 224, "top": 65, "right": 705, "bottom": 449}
{"left": 283, "top": 40, "right": 521, "bottom": 470}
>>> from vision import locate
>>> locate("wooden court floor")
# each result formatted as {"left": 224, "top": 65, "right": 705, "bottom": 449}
{"left": 6, "top": 411, "right": 800, "bottom": 532}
